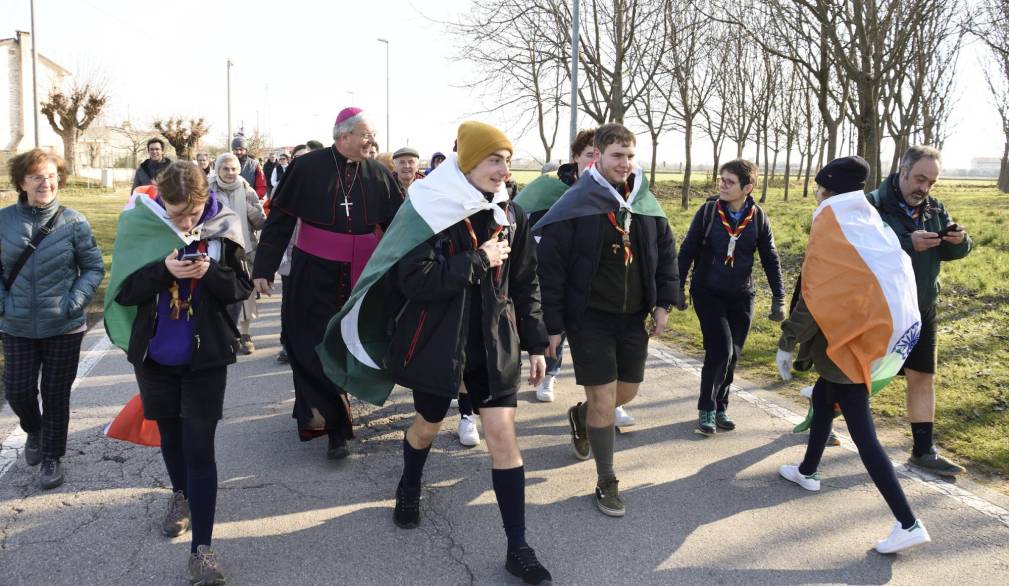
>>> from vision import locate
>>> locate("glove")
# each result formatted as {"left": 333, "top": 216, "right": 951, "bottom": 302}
{"left": 675, "top": 288, "right": 688, "bottom": 311}
{"left": 768, "top": 296, "right": 786, "bottom": 322}
{"left": 775, "top": 349, "right": 793, "bottom": 381}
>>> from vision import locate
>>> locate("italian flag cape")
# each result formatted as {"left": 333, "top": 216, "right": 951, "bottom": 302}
{"left": 792, "top": 190, "right": 920, "bottom": 431}
{"left": 317, "top": 153, "right": 511, "bottom": 406}
{"left": 103, "top": 189, "right": 242, "bottom": 351}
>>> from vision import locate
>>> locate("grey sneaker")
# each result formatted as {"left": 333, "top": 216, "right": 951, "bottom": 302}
{"left": 24, "top": 432, "right": 41, "bottom": 466}
{"left": 715, "top": 410, "right": 736, "bottom": 431}
{"left": 162, "top": 490, "right": 191, "bottom": 537}
{"left": 908, "top": 448, "right": 965, "bottom": 477}
{"left": 827, "top": 431, "right": 841, "bottom": 446}
{"left": 238, "top": 335, "right": 255, "bottom": 355}
{"left": 567, "top": 403, "right": 591, "bottom": 461}
{"left": 188, "top": 545, "right": 225, "bottom": 585}
{"left": 595, "top": 478, "right": 625, "bottom": 517}
{"left": 695, "top": 410, "right": 716, "bottom": 436}
{"left": 38, "top": 458, "right": 63, "bottom": 490}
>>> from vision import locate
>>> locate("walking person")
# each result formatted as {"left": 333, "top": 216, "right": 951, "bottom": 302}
{"left": 776, "top": 156, "right": 931, "bottom": 554}
{"left": 231, "top": 135, "right": 267, "bottom": 199}
{"left": 1, "top": 149, "right": 104, "bottom": 489}
{"left": 105, "top": 161, "right": 253, "bottom": 584}
{"left": 210, "top": 153, "right": 266, "bottom": 354}
{"left": 132, "top": 137, "right": 172, "bottom": 190}
{"left": 675, "top": 159, "right": 785, "bottom": 436}
{"left": 195, "top": 152, "right": 212, "bottom": 176}
{"left": 535, "top": 123, "right": 680, "bottom": 517}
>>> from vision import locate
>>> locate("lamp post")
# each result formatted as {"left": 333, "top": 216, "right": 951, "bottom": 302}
{"left": 377, "top": 38, "right": 390, "bottom": 149}
{"left": 30, "top": 0, "right": 40, "bottom": 147}
{"left": 569, "top": 0, "right": 580, "bottom": 149}
{"left": 346, "top": 90, "right": 355, "bottom": 104}
{"left": 226, "top": 58, "right": 234, "bottom": 144}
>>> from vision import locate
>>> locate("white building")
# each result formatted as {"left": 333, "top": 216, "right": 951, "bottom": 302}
{"left": 1, "top": 30, "right": 70, "bottom": 156}
{"left": 971, "top": 157, "right": 1003, "bottom": 175}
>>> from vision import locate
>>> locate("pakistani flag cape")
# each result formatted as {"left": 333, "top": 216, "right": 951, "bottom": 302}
{"left": 513, "top": 173, "right": 567, "bottom": 214}
{"left": 104, "top": 189, "right": 244, "bottom": 351}
{"left": 532, "top": 162, "right": 666, "bottom": 233}
{"left": 317, "top": 152, "right": 511, "bottom": 406}
{"left": 792, "top": 190, "right": 920, "bottom": 432}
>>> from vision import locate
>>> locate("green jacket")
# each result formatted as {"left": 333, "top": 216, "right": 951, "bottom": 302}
{"left": 778, "top": 290, "right": 851, "bottom": 385}
{"left": 868, "top": 174, "right": 972, "bottom": 310}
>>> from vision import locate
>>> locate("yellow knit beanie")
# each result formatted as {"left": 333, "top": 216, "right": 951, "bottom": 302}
{"left": 456, "top": 121, "right": 513, "bottom": 174}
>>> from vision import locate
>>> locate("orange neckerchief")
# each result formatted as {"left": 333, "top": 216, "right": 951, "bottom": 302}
{"left": 606, "top": 211, "right": 633, "bottom": 266}
{"left": 715, "top": 200, "right": 756, "bottom": 267}
{"left": 464, "top": 204, "right": 507, "bottom": 285}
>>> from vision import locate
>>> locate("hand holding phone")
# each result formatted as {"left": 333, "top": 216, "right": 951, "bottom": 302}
{"left": 936, "top": 223, "right": 959, "bottom": 238}
{"left": 180, "top": 252, "right": 209, "bottom": 262}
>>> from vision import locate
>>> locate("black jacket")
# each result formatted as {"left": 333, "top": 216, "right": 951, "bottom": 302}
{"left": 537, "top": 211, "right": 679, "bottom": 335}
{"left": 677, "top": 196, "right": 784, "bottom": 299}
{"left": 116, "top": 240, "right": 254, "bottom": 370}
{"left": 386, "top": 202, "right": 548, "bottom": 399}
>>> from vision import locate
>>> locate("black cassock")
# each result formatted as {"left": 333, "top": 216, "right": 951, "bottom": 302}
{"left": 253, "top": 146, "right": 403, "bottom": 440}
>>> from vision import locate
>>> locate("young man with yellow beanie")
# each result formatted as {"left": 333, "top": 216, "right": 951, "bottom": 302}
{"left": 382, "top": 121, "right": 553, "bottom": 584}
{"left": 535, "top": 123, "right": 681, "bottom": 518}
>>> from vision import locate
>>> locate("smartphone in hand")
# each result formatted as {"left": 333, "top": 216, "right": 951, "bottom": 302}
{"left": 936, "top": 223, "right": 960, "bottom": 238}
{"left": 180, "top": 252, "right": 209, "bottom": 262}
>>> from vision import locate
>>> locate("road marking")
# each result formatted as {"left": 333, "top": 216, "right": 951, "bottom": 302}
{"left": 648, "top": 344, "right": 1009, "bottom": 529}
{"left": 0, "top": 333, "right": 112, "bottom": 479}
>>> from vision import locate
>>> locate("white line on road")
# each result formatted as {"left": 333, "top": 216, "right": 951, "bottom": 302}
{"left": 648, "top": 345, "right": 1009, "bottom": 529}
{"left": 0, "top": 332, "right": 113, "bottom": 480}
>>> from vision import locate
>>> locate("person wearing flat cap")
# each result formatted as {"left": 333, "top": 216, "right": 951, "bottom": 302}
{"left": 392, "top": 146, "right": 424, "bottom": 190}
{"left": 775, "top": 155, "right": 933, "bottom": 555}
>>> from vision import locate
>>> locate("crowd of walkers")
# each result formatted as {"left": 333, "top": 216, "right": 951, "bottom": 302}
{"left": 0, "top": 107, "right": 972, "bottom": 584}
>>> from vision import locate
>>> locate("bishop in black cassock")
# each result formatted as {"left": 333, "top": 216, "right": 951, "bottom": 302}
{"left": 252, "top": 107, "right": 403, "bottom": 459}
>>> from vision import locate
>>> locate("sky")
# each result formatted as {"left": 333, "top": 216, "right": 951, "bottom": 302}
{"left": 2, "top": 0, "right": 1004, "bottom": 170}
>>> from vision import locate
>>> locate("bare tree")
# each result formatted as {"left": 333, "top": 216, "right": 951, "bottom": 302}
{"left": 753, "top": 54, "right": 781, "bottom": 203}
{"left": 40, "top": 81, "right": 108, "bottom": 174}
{"left": 975, "top": 0, "right": 1009, "bottom": 192}
{"left": 109, "top": 121, "right": 150, "bottom": 169}
{"left": 796, "top": 87, "right": 824, "bottom": 197}
{"left": 631, "top": 67, "right": 676, "bottom": 186}
{"left": 153, "top": 118, "right": 209, "bottom": 161}
{"left": 719, "top": 36, "right": 761, "bottom": 159}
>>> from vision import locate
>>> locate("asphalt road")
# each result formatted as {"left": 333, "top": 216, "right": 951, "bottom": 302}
{"left": 2, "top": 289, "right": 1008, "bottom": 585}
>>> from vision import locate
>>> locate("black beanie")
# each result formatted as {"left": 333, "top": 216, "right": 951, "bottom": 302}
{"left": 815, "top": 156, "right": 870, "bottom": 194}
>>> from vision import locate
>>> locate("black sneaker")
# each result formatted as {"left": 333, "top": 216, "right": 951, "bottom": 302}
{"left": 327, "top": 433, "right": 349, "bottom": 460}
{"left": 39, "top": 458, "right": 63, "bottom": 490}
{"left": 24, "top": 432, "right": 41, "bottom": 466}
{"left": 393, "top": 481, "right": 422, "bottom": 529}
{"left": 567, "top": 403, "right": 591, "bottom": 461}
{"left": 505, "top": 544, "right": 552, "bottom": 585}
{"left": 715, "top": 411, "right": 736, "bottom": 431}
{"left": 275, "top": 349, "right": 289, "bottom": 364}
{"left": 908, "top": 447, "right": 966, "bottom": 477}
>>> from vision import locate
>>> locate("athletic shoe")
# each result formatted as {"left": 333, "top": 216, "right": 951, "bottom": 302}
{"left": 595, "top": 478, "right": 625, "bottom": 517}
{"left": 393, "top": 481, "right": 422, "bottom": 529}
{"left": 238, "top": 334, "right": 255, "bottom": 355}
{"left": 162, "top": 490, "right": 191, "bottom": 538}
{"left": 779, "top": 464, "right": 821, "bottom": 492}
{"left": 908, "top": 447, "right": 966, "bottom": 477}
{"left": 327, "top": 434, "right": 349, "bottom": 460}
{"left": 275, "top": 349, "right": 289, "bottom": 364}
{"left": 38, "top": 458, "right": 64, "bottom": 490}
{"left": 567, "top": 403, "right": 591, "bottom": 460}
{"left": 188, "top": 545, "right": 225, "bottom": 585}
{"left": 458, "top": 414, "right": 480, "bottom": 447}
{"left": 535, "top": 375, "right": 556, "bottom": 402}
{"left": 24, "top": 432, "right": 41, "bottom": 466}
{"left": 715, "top": 410, "right": 736, "bottom": 431}
{"left": 614, "top": 406, "right": 635, "bottom": 427}
{"left": 505, "top": 544, "right": 552, "bottom": 585}
{"left": 695, "top": 410, "right": 716, "bottom": 436}
{"left": 449, "top": 398, "right": 459, "bottom": 409}
{"left": 827, "top": 431, "right": 841, "bottom": 446}
{"left": 874, "top": 519, "right": 931, "bottom": 554}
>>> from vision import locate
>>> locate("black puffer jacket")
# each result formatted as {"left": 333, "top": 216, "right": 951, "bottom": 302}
{"left": 116, "top": 239, "right": 254, "bottom": 371}
{"left": 386, "top": 202, "right": 547, "bottom": 399}
{"left": 537, "top": 212, "right": 679, "bottom": 335}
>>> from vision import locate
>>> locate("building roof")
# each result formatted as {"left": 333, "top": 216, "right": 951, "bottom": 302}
{"left": 0, "top": 31, "right": 72, "bottom": 77}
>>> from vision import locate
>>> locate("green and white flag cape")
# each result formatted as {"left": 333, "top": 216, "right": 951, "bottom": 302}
{"left": 103, "top": 191, "right": 242, "bottom": 351}
{"left": 317, "top": 153, "right": 510, "bottom": 406}
{"left": 513, "top": 173, "right": 567, "bottom": 214}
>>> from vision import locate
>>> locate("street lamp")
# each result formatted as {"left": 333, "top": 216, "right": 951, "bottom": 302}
{"left": 30, "top": 0, "right": 40, "bottom": 147}
{"left": 346, "top": 90, "right": 355, "bottom": 104}
{"left": 226, "top": 59, "right": 234, "bottom": 145}
{"left": 377, "top": 38, "right": 389, "bottom": 149}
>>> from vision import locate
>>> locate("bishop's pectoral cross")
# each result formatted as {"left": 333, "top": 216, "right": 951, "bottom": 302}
{"left": 340, "top": 198, "right": 354, "bottom": 217}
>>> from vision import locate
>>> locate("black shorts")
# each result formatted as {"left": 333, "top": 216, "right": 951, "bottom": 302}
{"left": 412, "top": 357, "right": 518, "bottom": 424}
{"left": 901, "top": 304, "right": 937, "bottom": 375}
{"left": 135, "top": 358, "right": 228, "bottom": 420}
{"left": 567, "top": 308, "right": 649, "bottom": 386}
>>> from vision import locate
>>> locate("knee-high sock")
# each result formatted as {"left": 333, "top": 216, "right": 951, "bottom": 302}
{"left": 156, "top": 418, "right": 187, "bottom": 495}
{"left": 588, "top": 424, "right": 616, "bottom": 483}
{"left": 182, "top": 417, "right": 219, "bottom": 553}
{"left": 491, "top": 466, "right": 526, "bottom": 549}
{"left": 401, "top": 436, "right": 431, "bottom": 488}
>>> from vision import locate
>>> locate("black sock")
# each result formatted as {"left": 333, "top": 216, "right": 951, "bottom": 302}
{"left": 911, "top": 422, "right": 934, "bottom": 457}
{"left": 180, "top": 417, "right": 219, "bottom": 554}
{"left": 491, "top": 466, "right": 526, "bottom": 550}
{"left": 458, "top": 393, "right": 473, "bottom": 417}
{"left": 401, "top": 436, "right": 431, "bottom": 488}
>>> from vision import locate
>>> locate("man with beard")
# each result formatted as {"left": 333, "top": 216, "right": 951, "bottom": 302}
{"left": 251, "top": 107, "right": 403, "bottom": 460}
{"left": 132, "top": 138, "right": 172, "bottom": 191}
{"left": 231, "top": 135, "right": 267, "bottom": 199}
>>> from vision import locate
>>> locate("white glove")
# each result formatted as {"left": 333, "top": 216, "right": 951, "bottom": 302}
{"left": 775, "top": 349, "right": 793, "bottom": 381}
{"left": 799, "top": 385, "right": 814, "bottom": 400}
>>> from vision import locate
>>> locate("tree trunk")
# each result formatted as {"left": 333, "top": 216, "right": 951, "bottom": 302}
{"left": 783, "top": 144, "right": 793, "bottom": 201}
{"left": 651, "top": 135, "right": 659, "bottom": 188}
{"left": 999, "top": 140, "right": 1009, "bottom": 194}
{"left": 759, "top": 127, "right": 770, "bottom": 203}
{"left": 802, "top": 151, "right": 814, "bottom": 198}
{"left": 62, "top": 127, "right": 79, "bottom": 175}
{"left": 770, "top": 147, "right": 780, "bottom": 182}
{"left": 681, "top": 124, "right": 693, "bottom": 209}
{"left": 712, "top": 141, "right": 721, "bottom": 183}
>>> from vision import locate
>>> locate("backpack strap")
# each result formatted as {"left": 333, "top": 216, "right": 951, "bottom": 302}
{"left": 4, "top": 206, "right": 65, "bottom": 291}
{"left": 700, "top": 200, "right": 718, "bottom": 251}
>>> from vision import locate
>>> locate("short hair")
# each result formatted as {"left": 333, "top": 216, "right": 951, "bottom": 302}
{"left": 8, "top": 149, "right": 67, "bottom": 203}
{"left": 571, "top": 128, "right": 597, "bottom": 160}
{"left": 291, "top": 144, "right": 309, "bottom": 157}
{"left": 593, "top": 123, "right": 635, "bottom": 153}
{"left": 156, "top": 161, "right": 209, "bottom": 209}
{"left": 147, "top": 137, "right": 165, "bottom": 150}
{"left": 306, "top": 140, "right": 324, "bottom": 150}
{"left": 214, "top": 152, "right": 240, "bottom": 172}
{"left": 718, "top": 158, "right": 759, "bottom": 188}
{"left": 278, "top": 152, "right": 290, "bottom": 160}
{"left": 899, "top": 145, "right": 942, "bottom": 174}
{"left": 333, "top": 113, "right": 369, "bottom": 141}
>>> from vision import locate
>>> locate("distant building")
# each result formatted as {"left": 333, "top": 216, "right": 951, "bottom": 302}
{"left": 971, "top": 157, "right": 1002, "bottom": 175}
{"left": 1, "top": 30, "right": 71, "bottom": 156}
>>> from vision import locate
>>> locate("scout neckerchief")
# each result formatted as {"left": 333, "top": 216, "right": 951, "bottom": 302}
{"left": 606, "top": 181, "right": 633, "bottom": 266}
{"left": 715, "top": 199, "right": 756, "bottom": 267}
{"left": 464, "top": 202, "right": 508, "bottom": 285}
{"left": 168, "top": 240, "right": 209, "bottom": 320}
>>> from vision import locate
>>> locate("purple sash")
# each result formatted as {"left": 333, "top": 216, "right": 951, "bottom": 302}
{"left": 295, "top": 223, "right": 379, "bottom": 288}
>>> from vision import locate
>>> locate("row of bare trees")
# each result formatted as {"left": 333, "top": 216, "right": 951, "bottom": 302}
{"left": 452, "top": 0, "right": 1009, "bottom": 202}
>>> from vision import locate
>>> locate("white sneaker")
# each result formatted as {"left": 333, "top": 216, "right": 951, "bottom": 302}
{"left": 779, "top": 464, "right": 821, "bottom": 491}
{"left": 535, "top": 376, "right": 556, "bottom": 402}
{"left": 450, "top": 398, "right": 459, "bottom": 409}
{"left": 458, "top": 415, "right": 480, "bottom": 447}
{"left": 875, "top": 520, "right": 931, "bottom": 554}
{"left": 614, "top": 406, "right": 635, "bottom": 427}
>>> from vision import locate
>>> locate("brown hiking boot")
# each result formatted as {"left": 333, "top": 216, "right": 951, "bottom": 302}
{"left": 162, "top": 490, "right": 191, "bottom": 537}
{"left": 188, "top": 545, "right": 225, "bottom": 585}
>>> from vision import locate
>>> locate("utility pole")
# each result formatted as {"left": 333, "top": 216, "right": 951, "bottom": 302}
{"left": 377, "top": 38, "right": 390, "bottom": 149}
{"left": 30, "top": 0, "right": 40, "bottom": 147}
{"left": 226, "top": 58, "right": 234, "bottom": 144}
{"left": 569, "top": 0, "right": 580, "bottom": 149}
